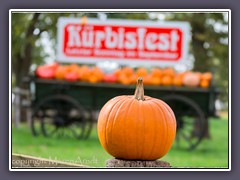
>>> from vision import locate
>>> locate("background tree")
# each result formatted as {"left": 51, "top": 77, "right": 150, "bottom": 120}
{"left": 165, "top": 13, "right": 228, "bottom": 103}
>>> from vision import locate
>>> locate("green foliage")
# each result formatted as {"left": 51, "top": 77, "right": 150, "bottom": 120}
{"left": 12, "top": 118, "right": 228, "bottom": 168}
{"left": 106, "top": 12, "right": 149, "bottom": 19}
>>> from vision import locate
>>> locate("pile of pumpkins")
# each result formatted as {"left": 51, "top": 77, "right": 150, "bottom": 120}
{"left": 36, "top": 62, "right": 104, "bottom": 83}
{"left": 36, "top": 62, "right": 212, "bottom": 88}
{"left": 113, "top": 66, "right": 212, "bottom": 88}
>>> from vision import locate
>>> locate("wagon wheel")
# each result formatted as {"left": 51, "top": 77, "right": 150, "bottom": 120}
{"left": 31, "top": 108, "right": 42, "bottom": 136}
{"left": 162, "top": 95, "right": 207, "bottom": 150}
{"left": 83, "top": 110, "right": 94, "bottom": 139}
{"left": 31, "top": 95, "right": 87, "bottom": 139}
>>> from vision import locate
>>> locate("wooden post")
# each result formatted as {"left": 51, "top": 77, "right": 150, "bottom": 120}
{"left": 13, "top": 87, "right": 21, "bottom": 128}
{"left": 106, "top": 158, "right": 171, "bottom": 168}
{"left": 12, "top": 87, "right": 31, "bottom": 128}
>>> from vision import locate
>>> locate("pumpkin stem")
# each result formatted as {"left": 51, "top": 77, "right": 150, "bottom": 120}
{"left": 134, "top": 77, "right": 145, "bottom": 101}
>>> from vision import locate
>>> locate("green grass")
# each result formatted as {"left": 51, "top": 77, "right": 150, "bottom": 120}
{"left": 12, "top": 117, "right": 229, "bottom": 168}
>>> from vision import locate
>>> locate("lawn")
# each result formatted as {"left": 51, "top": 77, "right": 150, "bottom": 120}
{"left": 12, "top": 117, "right": 229, "bottom": 168}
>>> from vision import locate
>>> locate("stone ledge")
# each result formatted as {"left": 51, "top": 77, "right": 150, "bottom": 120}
{"left": 106, "top": 158, "right": 171, "bottom": 168}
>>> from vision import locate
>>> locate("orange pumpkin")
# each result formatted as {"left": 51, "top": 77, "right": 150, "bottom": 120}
{"left": 136, "top": 67, "right": 148, "bottom": 77}
{"left": 201, "top": 72, "right": 213, "bottom": 81}
{"left": 122, "top": 67, "right": 134, "bottom": 77}
{"left": 64, "top": 64, "right": 77, "bottom": 74}
{"left": 183, "top": 72, "right": 200, "bottom": 87}
{"left": 88, "top": 75, "right": 99, "bottom": 83}
{"left": 151, "top": 76, "right": 161, "bottom": 85}
{"left": 85, "top": 66, "right": 104, "bottom": 83}
{"left": 200, "top": 79, "right": 210, "bottom": 88}
{"left": 151, "top": 68, "right": 162, "bottom": 78}
{"left": 91, "top": 66, "right": 104, "bottom": 81}
{"left": 78, "top": 65, "right": 90, "bottom": 81}
{"left": 162, "top": 76, "right": 173, "bottom": 86}
{"left": 98, "top": 78, "right": 176, "bottom": 160}
{"left": 142, "top": 75, "right": 152, "bottom": 85}
{"left": 173, "top": 75, "right": 183, "bottom": 86}
{"left": 114, "top": 68, "right": 122, "bottom": 78}
{"left": 68, "top": 64, "right": 79, "bottom": 72}
{"left": 55, "top": 66, "right": 67, "bottom": 80}
{"left": 118, "top": 74, "right": 132, "bottom": 85}
{"left": 130, "top": 74, "right": 138, "bottom": 84}
{"left": 162, "top": 68, "right": 175, "bottom": 77}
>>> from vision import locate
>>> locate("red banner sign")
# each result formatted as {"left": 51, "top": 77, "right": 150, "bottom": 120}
{"left": 57, "top": 18, "right": 190, "bottom": 67}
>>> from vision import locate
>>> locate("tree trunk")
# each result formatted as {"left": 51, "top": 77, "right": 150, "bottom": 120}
{"left": 13, "top": 13, "right": 40, "bottom": 123}
{"left": 14, "top": 13, "right": 40, "bottom": 88}
{"left": 191, "top": 14, "right": 210, "bottom": 72}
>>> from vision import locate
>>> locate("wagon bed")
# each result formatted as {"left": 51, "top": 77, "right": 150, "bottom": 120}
{"left": 32, "top": 78, "right": 219, "bottom": 116}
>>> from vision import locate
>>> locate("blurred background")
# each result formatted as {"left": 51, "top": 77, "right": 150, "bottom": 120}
{"left": 11, "top": 12, "right": 229, "bottom": 168}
